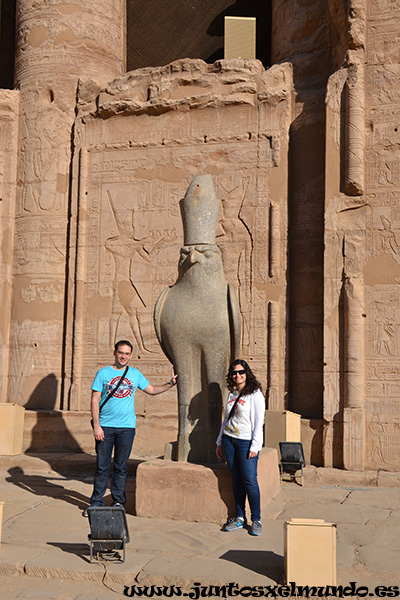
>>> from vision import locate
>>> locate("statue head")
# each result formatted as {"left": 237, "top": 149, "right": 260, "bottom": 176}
{"left": 178, "top": 244, "right": 224, "bottom": 280}
{"left": 178, "top": 175, "right": 224, "bottom": 281}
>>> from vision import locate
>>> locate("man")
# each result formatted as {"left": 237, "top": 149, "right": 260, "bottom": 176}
{"left": 84, "top": 340, "right": 177, "bottom": 515}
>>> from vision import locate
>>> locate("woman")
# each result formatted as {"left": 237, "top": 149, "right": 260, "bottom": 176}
{"left": 216, "top": 359, "right": 265, "bottom": 536}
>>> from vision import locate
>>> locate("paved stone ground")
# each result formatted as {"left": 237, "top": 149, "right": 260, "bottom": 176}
{"left": 1, "top": 454, "right": 400, "bottom": 599}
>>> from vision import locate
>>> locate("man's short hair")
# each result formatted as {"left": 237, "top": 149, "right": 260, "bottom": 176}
{"left": 114, "top": 340, "right": 133, "bottom": 352}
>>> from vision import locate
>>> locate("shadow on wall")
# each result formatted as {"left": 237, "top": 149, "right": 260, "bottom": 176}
{"left": 187, "top": 384, "right": 223, "bottom": 464}
{"left": 309, "top": 419, "right": 324, "bottom": 467}
{"left": 24, "top": 373, "right": 59, "bottom": 411}
{"left": 24, "top": 374, "right": 82, "bottom": 454}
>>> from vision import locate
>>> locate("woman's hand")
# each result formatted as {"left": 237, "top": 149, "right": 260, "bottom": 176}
{"left": 248, "top": 450, "right": 258, "bottom": 459}
{"left": 216, "top": 445, "right": 223, "bottom": 459}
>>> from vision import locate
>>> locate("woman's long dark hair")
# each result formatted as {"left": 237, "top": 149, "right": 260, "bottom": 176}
{"left": 226, "top": 359, "right": 262, "bottom": 395}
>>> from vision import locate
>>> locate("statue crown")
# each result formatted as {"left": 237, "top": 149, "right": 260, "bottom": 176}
{"left": 179, "top": 174, "right": 220, "bottom": 246}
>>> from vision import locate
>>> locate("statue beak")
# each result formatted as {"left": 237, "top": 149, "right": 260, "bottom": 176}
{"left": 188, "top": 249, "right": 203, "bottom": 265}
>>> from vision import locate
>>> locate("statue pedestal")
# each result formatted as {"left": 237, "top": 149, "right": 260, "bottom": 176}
{"left": 135, "top": 447, "right": 281, "bottom": 523}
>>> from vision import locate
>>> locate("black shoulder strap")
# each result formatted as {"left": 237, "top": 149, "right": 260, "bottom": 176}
{"left": 99, "top": 365, "right": 129, "bottom": 413}
{"left": 228, "top": 391, "right": 243, "bottom": 422}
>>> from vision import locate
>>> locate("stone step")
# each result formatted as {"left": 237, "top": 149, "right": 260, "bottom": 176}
{"left": 0, "top": 452, "right": 142, "bottom": 477}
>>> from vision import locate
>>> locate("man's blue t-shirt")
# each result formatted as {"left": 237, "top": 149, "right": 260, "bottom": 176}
{"left": 91, "top": 365, "right": 149, "bottom": 428}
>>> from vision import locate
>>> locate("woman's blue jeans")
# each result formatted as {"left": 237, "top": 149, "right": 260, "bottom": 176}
{"left": 90, "top": 427, "right": 135, "bottom": 506}
{"left": 222, "top": 434, "right": 261, "bottom": 522}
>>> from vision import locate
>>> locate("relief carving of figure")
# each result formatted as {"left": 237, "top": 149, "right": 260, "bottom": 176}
{"left": 376, "top": 305, "right": 398, "bottom": 356}
{"left": 21, "top": 92, "right": 70, "bottom": 214}
{"left": 216, "top": 177, "right": 253, "bottom": 348}
{"left": 154, "top": 174, "right": 241, "bottom": 463}
{"left": 369, "top": 415, "right": 385, "bottom": 465}
{"left": 106, "top": 190, "right": 175, "bottom": 354}
{"left": 379, "top": 215, "right": 399, "bottom": 255}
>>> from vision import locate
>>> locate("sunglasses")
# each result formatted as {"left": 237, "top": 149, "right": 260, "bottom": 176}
{"left": 232, "top": 369, "right": 246, "bottom": 375}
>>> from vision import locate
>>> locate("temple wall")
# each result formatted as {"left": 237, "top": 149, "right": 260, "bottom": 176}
{"left": 7, "top": 0, "right": 125, "bottom": 409}
{"left": 0, "top": 90, "right": 19, "bottom": 403}
{"left": 66, "top": 59, "right": 292, "bottom": 419}
{"left": 362, "top": 0, "right": 400, "bottom": 471}
{"left": 1, "top": 1, "right": 400, "bottom": 469}
{"left": 271, "top": 0, "right": 333, "bottom": 423}
{"left": 324, "top": 0, "right": 400, "bottom": 470}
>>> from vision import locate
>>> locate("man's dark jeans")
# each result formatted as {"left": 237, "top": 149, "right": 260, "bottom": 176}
{"left": 90, "top": 427, "right": 135, "bottom": 506}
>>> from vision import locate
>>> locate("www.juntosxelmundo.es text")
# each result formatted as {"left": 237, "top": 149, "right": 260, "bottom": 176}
{"left": 123, "top": 582, "right": 400, "bottom": 598}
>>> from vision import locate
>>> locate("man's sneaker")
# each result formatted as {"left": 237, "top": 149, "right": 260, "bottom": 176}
{"left": 111, "top": 502, "right": 124, "bottom": 509}
{"left": 222, "top": 517, "right": 247, "bottom": 531}
{"left": 250, "top": 520, "right": 262, "bottom": 536}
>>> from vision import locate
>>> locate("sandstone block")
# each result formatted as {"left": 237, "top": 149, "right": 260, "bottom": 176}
{"left": 135, "top": 447, "right": 280, "bottom": 523}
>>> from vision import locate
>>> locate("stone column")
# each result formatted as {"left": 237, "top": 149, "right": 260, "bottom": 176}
{"left": 9, "top": 0, "right": 125, "bottom": 408}
{"left": 0, "top": 91, "right": 20, "bottom": 403}
{"left": 266, "top": 201, "right": 285, "bottom": 410}
{"left": 268, "top": 201, "right": 279, "bottom": 279}
{"left": 267, "top": 300, "right": 284, "bottom": 410}
{"left": 342, "top": 275, "right": 366, "bottom": 470}
{"left": 345, "top": 62, "right": 365, "bottom": 196}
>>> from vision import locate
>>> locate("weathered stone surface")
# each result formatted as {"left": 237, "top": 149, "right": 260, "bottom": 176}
{"left": 135, "top": 448, "right": 281, "bottom": 523}
{"left": 66, "top": 58, "right": 292, "bottom": 451}
{"left": 22, "top": 409, "right": 178, "bottom": 458}
{"left": 8, "top": 0, "right": 125, "bottom": 410}
{"left": 0, "top": 90, "right": 19, "bottom": 405}
{"left": 1, "top": 1, "right": 400, "bottom": 473}
{"left": 323, "top": 0, "right": 400, "bottom": 471}
{"left": 2, "top": 458, "right": 400, "bottom": 593}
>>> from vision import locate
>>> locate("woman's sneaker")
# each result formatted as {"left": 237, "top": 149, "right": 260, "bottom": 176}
{"left": 222, "top": 517, "right": 247, "bottom": 531}
{"left": 250, "top": 520, "right": 262, "bottom": 536}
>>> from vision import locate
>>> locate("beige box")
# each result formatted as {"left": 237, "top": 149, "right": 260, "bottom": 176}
{"left": 224, "top": 16, "right": 256, "bottom": 59}
{"left": 0, "top": 404, "right": 25, "bottom": 455}
{"left": 284, "top": 518, "right": 337, "bottom": 586}
{"left": 265, "top": 410, "right": 301, "bottom": 453}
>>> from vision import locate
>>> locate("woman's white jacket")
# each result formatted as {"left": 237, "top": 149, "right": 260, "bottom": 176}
{"left": 216, "top": 388, "right": 265, "bottom": 453}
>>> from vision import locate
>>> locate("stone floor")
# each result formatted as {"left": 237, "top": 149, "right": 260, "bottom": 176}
{"left": 0, "top": 453, "right": 400, "bottom": 599}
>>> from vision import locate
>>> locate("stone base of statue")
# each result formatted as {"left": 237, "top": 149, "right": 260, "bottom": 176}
{"left": 135, "top": 447, "right": 281, "bottom": 523}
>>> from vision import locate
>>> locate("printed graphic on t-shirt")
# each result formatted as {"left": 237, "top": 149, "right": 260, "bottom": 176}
{"left": 225, "top": 394, "right": 241, "bottom": 435}
{"left": 226, "top": 394, "right": 246, "bottom": 413}
{"left": 225, "top": 422, "right": 240, "bottom": 435}
{"left": 105, "top": 376, "right": 135, "bottom": 399}
{"left": 224, "top": 392, "right": 252, "bottom": 439}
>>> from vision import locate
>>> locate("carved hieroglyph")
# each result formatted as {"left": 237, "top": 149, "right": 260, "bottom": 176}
{"left": 0, "top": 91, "right": 20, "bottom": 404}
{"left": 324, "top": 0, "right": 400, "bottom": 470}
{"left": 3, "top": 1, "right": 400, "bottom": 470}
{"left": 7, "top": 0, "right": 125, "bottom": 408}
{"left": 154, "top": 174, "right": 241, "bottom": 463}
{"left": 66, "top": 60, "right": 292, "bottom": 423}
{"left": 363, "top": 0, "right": 400, "bottom": 471}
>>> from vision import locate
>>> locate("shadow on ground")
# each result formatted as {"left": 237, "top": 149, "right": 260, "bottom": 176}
{"left": 47, "top": 542, "right": 91, "bottom": 563}
{"left": 220, "top": 549, "right": 284, "bottom": 583}
{"left": 6, "top": 467, "right": 90, "bottom": 510}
